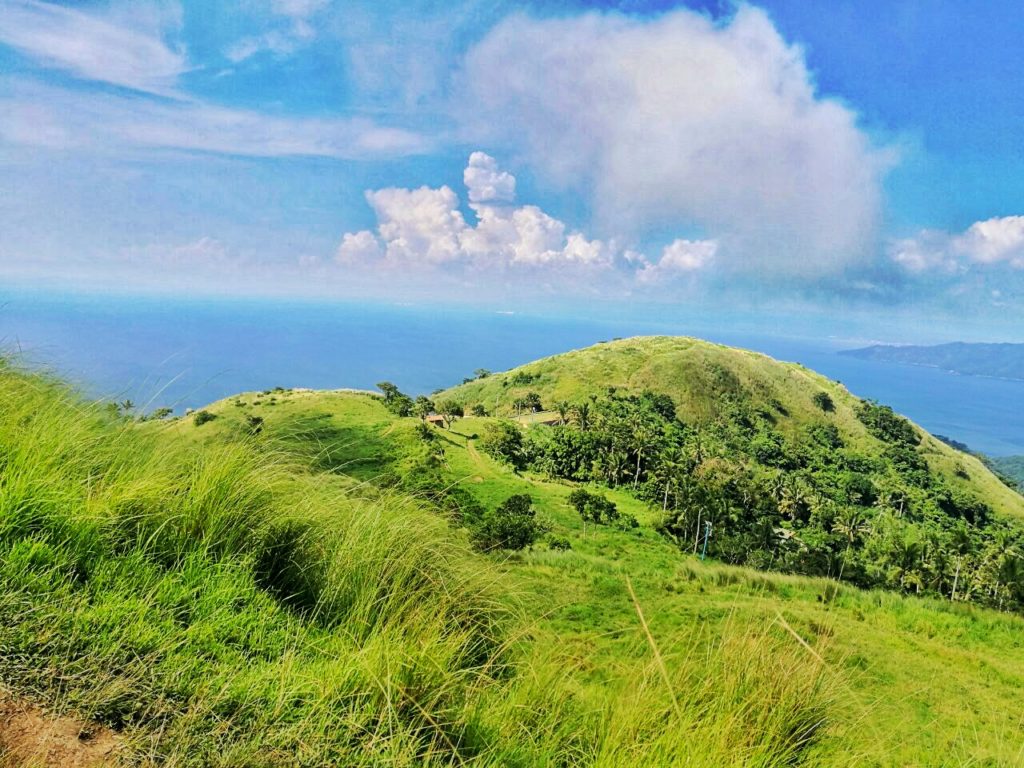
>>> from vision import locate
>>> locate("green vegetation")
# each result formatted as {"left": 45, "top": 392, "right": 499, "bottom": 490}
{"left": 444, "top": 337, "right": 1024, "bottom": 612}
{"left": 990, "top": 455, "right": 1024, "bottom": 489}
{"left": 4, "top": 336, "right": 1024, "bottom": 765}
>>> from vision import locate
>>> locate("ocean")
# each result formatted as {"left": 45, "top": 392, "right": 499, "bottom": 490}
{"left": 2, "top": 289, "right": 1022, "bottom": 457}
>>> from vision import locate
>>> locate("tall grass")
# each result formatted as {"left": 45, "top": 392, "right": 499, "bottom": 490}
{"left": 0, "top": 360, "right": 842, "bottom": 766}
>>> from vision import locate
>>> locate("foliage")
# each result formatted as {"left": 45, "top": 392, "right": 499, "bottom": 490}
{"left": 856, "top": 400, "right": 920, "bottom": 445}
{"left": 376, "top": 380, "right": 414, "bottom": 416}
{"left": 470, "top": 494, "right": 547, "bottom": 551}
{"left": 436, "top": 398, "right": 464, "bottom": 428}
{"left": 478, "top": 420, "right": 526, "bottom": 469}
{"left": 812, "top": 391, "right": 835, "bottom": 412}
{"left": 192, "top": 409, "right": 217, "bottom": 426}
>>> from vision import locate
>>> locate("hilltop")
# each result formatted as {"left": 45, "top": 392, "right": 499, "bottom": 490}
{"left": 840, "top": 341, "right": 1024, "bottom": 380}
{"left": 441, "top": 336, "right": 1024, "bottom": 520}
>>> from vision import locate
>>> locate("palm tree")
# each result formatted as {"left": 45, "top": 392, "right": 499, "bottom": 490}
{"left": 834, "top": 507, "right": 869, "bottom": 580}
{"left": 949, "top": 522, "right": 973, "bottom": 602}
{"left": 572, "top": 401, "right": 592, "bottom": 432}
{"left": 554, "top": 400, "right": 571, "bottom": 425}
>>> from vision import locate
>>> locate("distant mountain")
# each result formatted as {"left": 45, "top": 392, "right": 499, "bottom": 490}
{"left": 840, "top": 341, "right": 1024, "bottom": 380}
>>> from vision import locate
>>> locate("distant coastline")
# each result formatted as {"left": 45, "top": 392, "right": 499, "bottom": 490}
{"left": 840, "top": 342, "right": 1024, "bottom": 382}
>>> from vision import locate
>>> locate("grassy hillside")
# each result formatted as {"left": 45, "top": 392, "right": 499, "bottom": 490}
{"left": 5, "top": 339, "right": 1024, "bottom": 765}
{"left": 441, "top": 336, "right": 1024, "bottom": 519}
{"left": 0, "top": 363, "right": 849, "bottom": 767}
{"left": 172, "top": 380, "right": 1024, "bottom": 766}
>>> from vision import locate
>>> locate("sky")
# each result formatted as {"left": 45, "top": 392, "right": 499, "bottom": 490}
{"left": 2, "top": 0, "right": 1024, "bottom": 328}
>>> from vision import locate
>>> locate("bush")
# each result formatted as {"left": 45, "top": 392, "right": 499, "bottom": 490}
{"left": 192, "top": 410, "right": 217, "bottom": 427}
{"left": 478, "top": 421, "right": 526, "bottom": 469}
{"left": 857, "top": 400, "right": 919, "bottom": 445}
{"left": 548, "top": 536, "right": 572, "bottom": 551}
{"left": 567, "top": 489, "right": 618, "bottom": 524}
{"left": 813, "top": 391, "right": 835, "bottom": 412}
{"left": 471, "top": 494, "right": 546, "bottom": 551}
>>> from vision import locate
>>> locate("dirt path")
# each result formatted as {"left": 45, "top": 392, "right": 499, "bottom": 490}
{"left": 0, "top": 695, "right": 118, "bottom": 767}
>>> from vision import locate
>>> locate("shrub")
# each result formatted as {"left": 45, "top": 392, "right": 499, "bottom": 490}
{"left": 192, "top": 410, "right": 217, "bottom": 427}
{"left": 478, "top": 421, "right": 525, "bottom": 469}
{"left": 471, "top": 494, "right": 546, "bottom": 551}
{"left": 548, "top": 536, "right": 572, "bottom": 551}
{"left": 857, "top": 400, "right": 919, "bottom": 445}
{"left": 813, "top": 391, "right": 835, "bottom": 412}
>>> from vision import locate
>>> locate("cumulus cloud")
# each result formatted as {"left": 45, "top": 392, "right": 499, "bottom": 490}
{"left": 464, "top": 150, "right": 516, "bottom": 207}
{"left": 890, "top": 216, "right": 1024, "bottom": 274}
{"left": 456, "top": 7, "right": 892, "bottom": 278}
{"left": 337, "top": 152, "right": 618, "bottom": 273}
{"left": 0, "top": 0, "right": 186, "bottom": 95}
{"left": 954, "top": 216, "right": 1024, "bottom": 267}
{"left": 637, "top": 239, "right": 718, "bottom": 283}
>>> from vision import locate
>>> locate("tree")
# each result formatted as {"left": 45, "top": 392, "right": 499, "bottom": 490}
{"left": 376, "top": 381, "right": 400, "bottom": 402}
{"left": 436, "top": 399, "right": 464, "bottom": 428}
{"left": 949, "top": 522, "right": 973, "bottom": 601}
{"left": 471, "top": 494, "right": 544, "bottom": 551}
{"left": 474, "top": 368, "right": 491, "bottom": 379}
{"left": 414, "top": 396, "right": 435, "bottom": 420}
{"left": 377, "top": 382, "right": 413, "bottom": 416}
{"left": 554, "top": 400, "right": 571, "bottom": 425}
{"left": 471, "top": 403, "right": 488, "bottom": 417}
{"left": 572, "top": 401, "right": 592, "bottom": 431}
{"left": 478, "top": 421, "right": 525, "bottom": 469}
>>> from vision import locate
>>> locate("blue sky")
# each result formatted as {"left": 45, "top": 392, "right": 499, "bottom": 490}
{"left": 2, "top": 0, "right": 1024, "bottom": 323}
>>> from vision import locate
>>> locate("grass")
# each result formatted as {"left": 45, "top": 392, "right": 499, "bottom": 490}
{"left": 174, "top": 383, "right": 1024, "bottom": 766}
{"left": 0, "top": 361, "right": 847, "bottom": 766}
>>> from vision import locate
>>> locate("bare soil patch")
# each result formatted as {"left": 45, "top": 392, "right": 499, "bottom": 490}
{"left": 0, "top": 696, "right": 118, "bottom": 767}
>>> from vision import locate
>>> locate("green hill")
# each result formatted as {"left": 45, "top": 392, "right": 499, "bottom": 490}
{"left": 5, "top": 339, "right": 1024, "bottom": 766}
{"left": 441, "top": 336, "right": 1024, "bottom": 520}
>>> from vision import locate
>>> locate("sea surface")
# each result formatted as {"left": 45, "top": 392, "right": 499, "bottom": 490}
{"left": 2, "top": 289, "right": 1022, "bottom": 457}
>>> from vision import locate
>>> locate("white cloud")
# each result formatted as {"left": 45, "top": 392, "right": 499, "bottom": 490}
{"left": 336, "top": 230, "right": 383, "bottom": 263}
{"left": 953, "top": 216, "right": 1024, "bottom": 267}
{"left": 367, "top": 186, "right": 468, "bottom": 265}
{"left": 337, "top": 152, "right": 617, "bottom": 272}
{"left": 464, "top": 150, "right": 516, "bottom": 207}
{"left": 457, "top": 7, "right": 892, "bottom": 278}
{"left": 0, "top": 79, "right": 429, "bottom": 159}
{"left": 637, "top": 239, "right": 718, "bottom": 283}
{"left": 226, "top": 0, "right": 329, "bottom": 63}
{"left": 0, "top": 0, "right": 186, "bottom": 95}
{"left": 891, "top": 216, "right": 1024, "bottom": 274}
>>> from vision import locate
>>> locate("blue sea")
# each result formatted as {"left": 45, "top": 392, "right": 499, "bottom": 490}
{"left": 2, "top": 289, "right": 1022, "bottom": 457}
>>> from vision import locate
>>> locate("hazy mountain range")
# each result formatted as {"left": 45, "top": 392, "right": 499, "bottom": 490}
{"left": 841, "top": 342, "right": 1024, "bottom": 381}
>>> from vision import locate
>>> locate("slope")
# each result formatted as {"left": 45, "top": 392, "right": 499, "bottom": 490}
{"left": 440, "top": 335, "right": 1024, "bottom": 519}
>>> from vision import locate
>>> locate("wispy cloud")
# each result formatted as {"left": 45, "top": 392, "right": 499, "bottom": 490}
{"left": 0, "top": 0, "right": 187, "bottom": 95}
{"left": 0, "top": 79, "right": 430, "bottom": 159}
